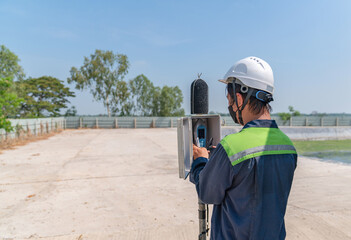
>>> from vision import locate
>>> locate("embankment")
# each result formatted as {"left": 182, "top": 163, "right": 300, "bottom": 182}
{"left": 222, "top": 126, "right": 351, "bottom": 141}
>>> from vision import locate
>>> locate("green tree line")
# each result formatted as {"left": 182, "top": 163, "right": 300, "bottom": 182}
{"left": 0, "top": 46, "right": 184, "bottom": 131}
{"left": 68, "top": 49, "right": 184, "bottom": 117}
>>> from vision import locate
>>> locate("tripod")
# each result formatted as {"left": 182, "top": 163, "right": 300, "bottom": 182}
{"left": 198, "top": 200, "right": 209, "bottom": 240}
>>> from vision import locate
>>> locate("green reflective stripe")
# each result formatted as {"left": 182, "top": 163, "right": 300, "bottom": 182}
{"left": 221, "top": 126, "right": 297, "bottom": 167}
{"left": 229, "top": 145, "right": 296, "bottom": 162}
{"left": 221, "top": 127, "right": 294, "bottom": 157}
{"left": 231, "top": 150, "right": 297, "bottom": 166}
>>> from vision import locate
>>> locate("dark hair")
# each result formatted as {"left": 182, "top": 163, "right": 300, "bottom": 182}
{"left": 227, "top": 83, "right": 272, "bottom": 115}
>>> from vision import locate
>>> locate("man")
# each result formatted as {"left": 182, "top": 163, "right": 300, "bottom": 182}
{"left": 190, "top": 57, "right": 297, "bottom": 240}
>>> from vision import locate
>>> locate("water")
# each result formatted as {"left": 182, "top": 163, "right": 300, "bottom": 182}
{"left": 302, "top": 151, "right": 351, "bottom": 165}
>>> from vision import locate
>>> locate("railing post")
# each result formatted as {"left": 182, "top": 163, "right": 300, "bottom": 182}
{"left": 115, "top": 118, "right": 118, "bottom": 128}
{"left": 80, "top": 117, "right": 83, "bottom": 128}
{"left": 336, "top": 117, "right": 339, "bottom": 127}
{"left": 170, "top": 119, "right": 173, "bottom": 128}
{"left": 321, "top": 117, "right": 323, "bottom": 126}
{"left": 96, "top": 118, "right": 99, "bottom": 128}
{"left": 305, "top": 117, "right": 308, "bottom": 126}
{"left": 27, "top": 122, "right": 30, "bottom": 137}
{"left": 290, "top": 117, "right": 293, "bottom": 127}
{"left": 152, "top": 119, "right": 155, "bottom": 128}
{"left": 134, "top": 118, "right": 137, "bottom": 128}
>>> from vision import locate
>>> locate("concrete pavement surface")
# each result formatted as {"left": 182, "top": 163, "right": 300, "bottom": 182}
{"left": 0, "top": 129, "right": 350, "bottom": 239}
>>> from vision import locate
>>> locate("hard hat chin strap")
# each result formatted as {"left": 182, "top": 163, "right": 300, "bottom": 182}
{"left": 232, "top": 82, "right": 254, "bottom": 125}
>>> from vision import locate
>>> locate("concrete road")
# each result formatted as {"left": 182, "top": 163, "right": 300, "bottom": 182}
{"left": 0, "top": 129, "right": 350, "bottom": 240}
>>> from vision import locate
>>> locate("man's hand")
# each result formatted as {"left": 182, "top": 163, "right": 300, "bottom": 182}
{"left": 193, "top": 144, "right": 209, "bottom": 160}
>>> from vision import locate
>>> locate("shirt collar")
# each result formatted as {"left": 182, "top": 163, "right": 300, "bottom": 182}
{"left": 242, "top": 119, "right": 278, "bottom": 129}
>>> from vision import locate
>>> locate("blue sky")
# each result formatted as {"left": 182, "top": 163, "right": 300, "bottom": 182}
{"left": 1, "top": 0, "right": 350, "bottom": 115}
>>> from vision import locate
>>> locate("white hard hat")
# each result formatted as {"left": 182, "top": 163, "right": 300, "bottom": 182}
{"left": 219, "top": 56, "right": 274, "bottom": 94}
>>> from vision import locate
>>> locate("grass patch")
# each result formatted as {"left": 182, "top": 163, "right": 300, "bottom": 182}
{"left": 293, "top": 139, "right": 351, "bottom": 154}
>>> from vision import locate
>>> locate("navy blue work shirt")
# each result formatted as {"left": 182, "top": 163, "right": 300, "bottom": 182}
{"left": 190, "top": 120, "right": 297, "bottom": 240}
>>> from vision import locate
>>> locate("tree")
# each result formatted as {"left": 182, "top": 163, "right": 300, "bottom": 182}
{"left": 158, "top": 86, "right": 185, "bottom": 116}
{"left": 0, "top": 77, "right": 22, "bottom": 132}
{"left": 0, "top": 45, "right": 25, "bottom": 81}
{"left": 278, "top": 105, "right": 301, "bottom": 124}
{"left": 111, "top": 80, "right": 132, "bottom": 116}
{"left": 152, "top": 86, "right": 161, "bottom": 116}
{"left": 19, "top": 76, "right": 75, "bottom": 117}
{"left": 64, "top": 106, "right": 77, "bottom": 116}
{"left": 0, "top": 45, "right": 26, "bottom": 115}
{"left": 68, "top": 49, "right": 129, "bottom": 117}
{"left": 288, "top": 106, "right": 301, "bottom": 116}
{"left": 122, "top": 75, "right": 185, "bottom": 117}
{"left": 128, "top": 74, "right": 155, "bottom": 116}
{"left": 311, "top": 111, "right": 326, "bottom": 117}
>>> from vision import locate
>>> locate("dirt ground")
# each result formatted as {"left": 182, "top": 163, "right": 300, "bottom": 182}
{"left": 0, "top": 129, "right": 350, "bottom": 240}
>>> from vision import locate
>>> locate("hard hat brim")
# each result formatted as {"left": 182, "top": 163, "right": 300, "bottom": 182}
{"left": 218, "top": 79, "right": 228, "bottom": 84}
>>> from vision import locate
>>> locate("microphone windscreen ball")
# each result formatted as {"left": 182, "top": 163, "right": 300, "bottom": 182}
{"left": 191, "top": 79, "right": 208, "bottom": 114}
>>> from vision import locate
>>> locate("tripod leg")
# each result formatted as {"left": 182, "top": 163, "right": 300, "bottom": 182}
{"left": 198, "top": 199, "right": 207, "bottom": 240}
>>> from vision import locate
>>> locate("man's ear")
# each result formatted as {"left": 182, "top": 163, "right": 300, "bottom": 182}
{"left": 236, "top": 93, "right": 244, "bottom": 107}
